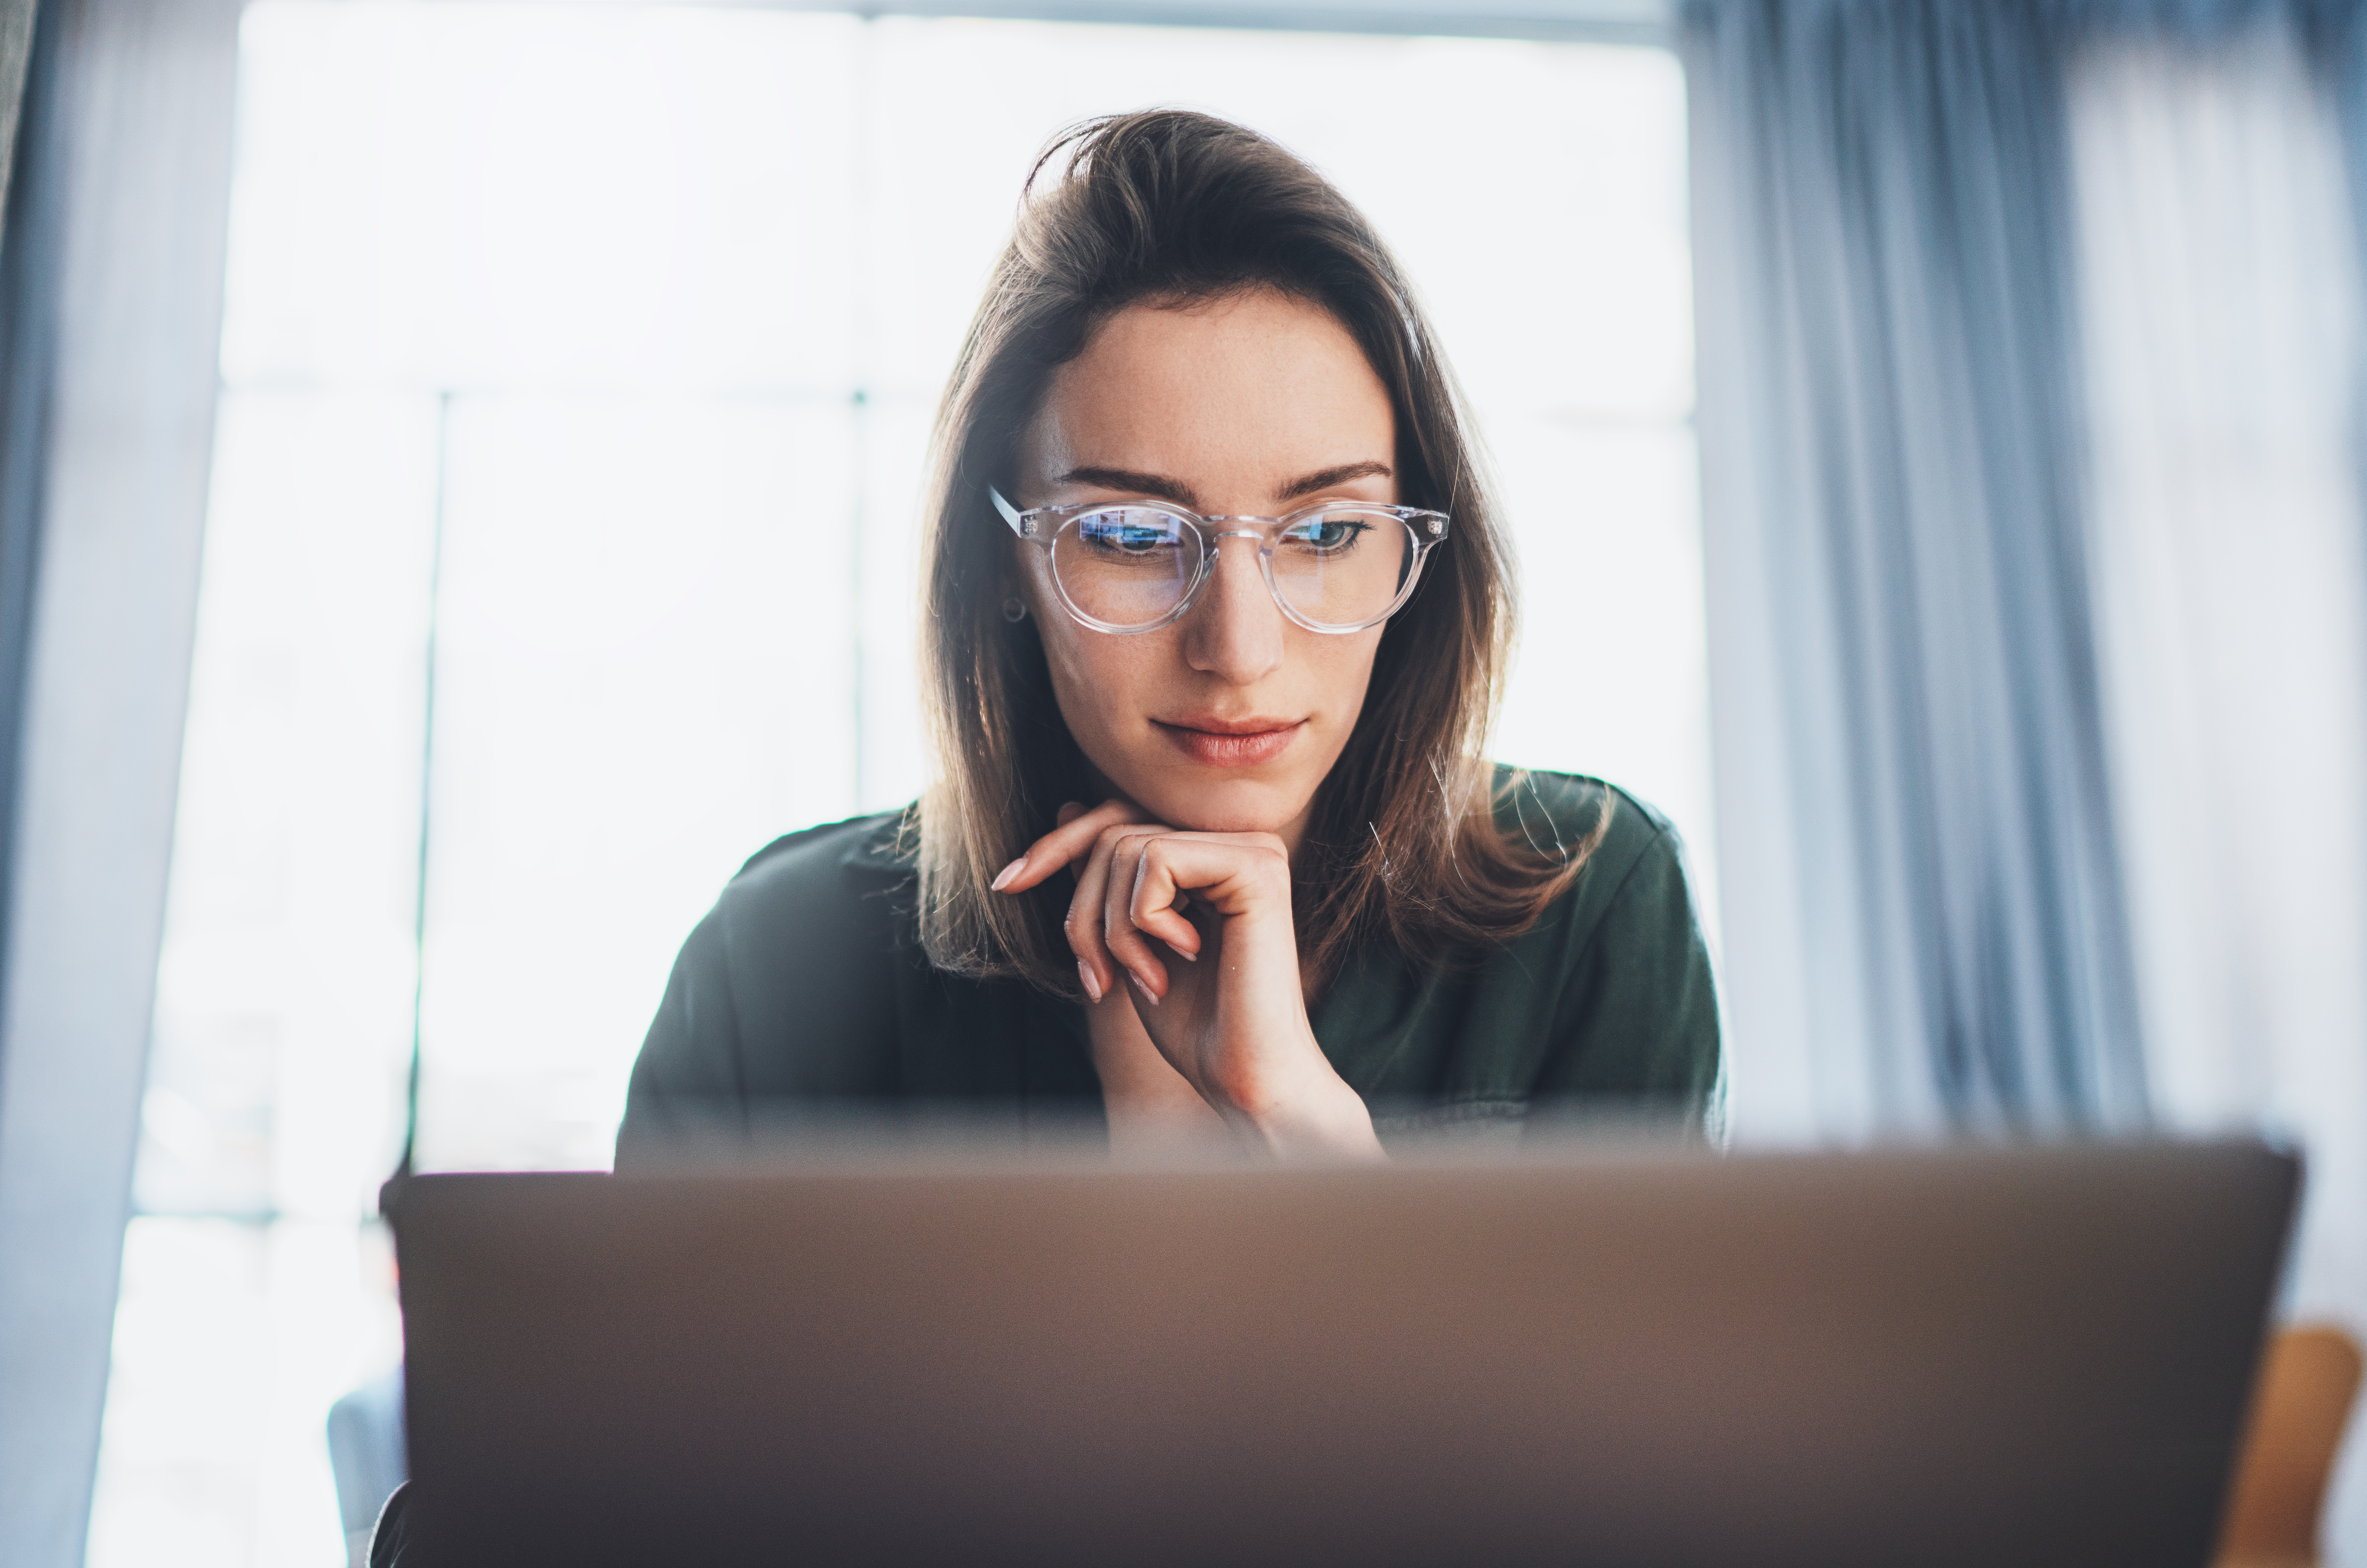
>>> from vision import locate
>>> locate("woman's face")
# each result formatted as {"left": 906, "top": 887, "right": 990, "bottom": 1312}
{"left": 1014, "top": 287, "right": 1398, "bottom": 848}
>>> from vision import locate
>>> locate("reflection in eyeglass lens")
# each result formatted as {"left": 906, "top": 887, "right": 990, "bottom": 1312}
{"left": 1269, "top": 510, "right": 1414, "bottom": 627}
{"left": 1056, "top": 508, "right": 1198, "bottom": 625}
{"left": 1052, "top": 506, "right": 1418, "bottom": 629}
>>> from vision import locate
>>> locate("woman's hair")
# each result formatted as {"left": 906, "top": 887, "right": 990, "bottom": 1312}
{"left": 913, "top": 108, "right": 1601, "bottom": 994}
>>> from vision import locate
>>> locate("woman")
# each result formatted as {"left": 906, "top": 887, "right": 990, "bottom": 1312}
{"left": 617, "top": 109, "right": 1719, "bottom": 1162}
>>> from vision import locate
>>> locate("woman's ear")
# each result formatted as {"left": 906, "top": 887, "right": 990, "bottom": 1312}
{"left": 1001, "top": 544, "right": 1049, "bottom": 627}
{"left": 997, "top": 565, "right": 1047, "bottom": 647}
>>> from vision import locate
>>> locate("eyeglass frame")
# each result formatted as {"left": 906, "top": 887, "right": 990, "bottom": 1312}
{"left": 989, "top": 484, "right": 1450, "bottom": 636}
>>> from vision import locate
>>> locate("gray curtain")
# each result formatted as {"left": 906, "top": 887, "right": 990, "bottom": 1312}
{"left": 0, "top": 3, "right": 43, "bottom": 1031}
{"left": 0, "top": 1, "right": 30, "bottom": 223}
{"left": 0, "top": 0, "right": 239, "bottom": 1562}
{"left": 1684, "top": 0, "right": 2150, "bottom": 1135}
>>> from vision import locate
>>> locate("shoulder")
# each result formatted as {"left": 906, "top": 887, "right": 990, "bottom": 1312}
{"left": 1490, "top": 764, "right": 1687, "bottom": 930}
{"left": 1482, "top": 765, "right": 1720, "bottom": 1120}
{"left": 623, "top": 807, "right": 920, "bottom": 1141}
{"left": 730, "top": 805, "right": 915, "bottom": 890}
{"left": 701, "top": 805, "right": 917, "bottom": 1031}
{"left": 715, "top": 806, "right": 916, "bottom": 938}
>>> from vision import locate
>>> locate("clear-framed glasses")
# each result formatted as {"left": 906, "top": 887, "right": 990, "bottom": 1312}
{"left": 989, "top": 485, "right": 1449, "bottom": 635}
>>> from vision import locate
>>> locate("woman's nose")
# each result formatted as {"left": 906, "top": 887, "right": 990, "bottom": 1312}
{"left": 1183, "top": 535, "right": 1285, "bottom": 685}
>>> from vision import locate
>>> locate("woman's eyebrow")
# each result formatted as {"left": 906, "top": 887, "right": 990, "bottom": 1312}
{"left": 1276, "top": 461, "right": 1392, "bottom": 502}
{"left": 1056, "top": 459, "right": 1392, "bottom": 510}
{"left": 1058, "top": 466, "right": 1202, "bottom": 509}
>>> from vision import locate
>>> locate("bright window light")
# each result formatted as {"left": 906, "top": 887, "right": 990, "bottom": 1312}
{"left": 91, "top": 8, "right": 1705, "bottom": 1565}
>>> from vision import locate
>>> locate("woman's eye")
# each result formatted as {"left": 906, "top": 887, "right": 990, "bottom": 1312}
{"left": 1285, "top": 517, "right": 1369, "bottom": 551}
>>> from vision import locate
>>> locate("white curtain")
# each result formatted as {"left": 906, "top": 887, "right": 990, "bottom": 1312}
{"left": 1686, "top": 0, "right": 2153, "bottom": 1143}
{"left": 2071, "top": 20, "right": 2367, "bottom": 1556}
{"left": 0, "top": 0, "right": 240, "bottom": 1560}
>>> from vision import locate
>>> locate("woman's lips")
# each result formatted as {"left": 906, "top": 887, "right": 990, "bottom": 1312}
{"left": 1152, "top": 718, "right": 1305, "bottom": 768}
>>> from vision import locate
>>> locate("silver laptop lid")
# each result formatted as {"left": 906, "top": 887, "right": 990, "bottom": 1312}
{"left": 391, "top": 1138, "right": 2297, "bottom": 1568}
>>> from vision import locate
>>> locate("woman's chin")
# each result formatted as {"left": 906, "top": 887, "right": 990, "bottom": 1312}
{"left": 1137, "top": 776, "right": 1317, "bottom": 839}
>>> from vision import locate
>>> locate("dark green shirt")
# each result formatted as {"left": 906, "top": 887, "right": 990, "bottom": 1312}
{"left": 617, "top": 768, "right": 1721, "bottom": 1160}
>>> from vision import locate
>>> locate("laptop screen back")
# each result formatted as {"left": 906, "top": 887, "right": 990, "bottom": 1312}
{"left": 392, "top": 1139, "right": 2296, "bottom": 1568}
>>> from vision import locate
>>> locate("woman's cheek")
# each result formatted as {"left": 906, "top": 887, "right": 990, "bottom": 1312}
{"left": 1041, "top": 633, "right": 1151, "bottom": 784}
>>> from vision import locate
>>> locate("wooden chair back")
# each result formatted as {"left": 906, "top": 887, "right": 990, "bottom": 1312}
{"left": 2216, "top": 1324, "right": 2363, "bottom": 1568}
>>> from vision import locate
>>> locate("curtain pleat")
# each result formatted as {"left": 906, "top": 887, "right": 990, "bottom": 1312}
{"left": 0, "top": 0, "right": 50, "bottom": 1041}
{"left": 0, "top": 0, "right": 239, "bottom": 1561}
{"left": 1685, "top": 0, "right": 2150, "bottom": 1134}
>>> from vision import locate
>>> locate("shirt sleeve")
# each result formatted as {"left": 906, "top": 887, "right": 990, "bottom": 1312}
{"left": 614, "top": 904, "right": 748, "bottom": 1168}
{"left": 1532, "top": 817, "right": 1724, "bottom": 1131}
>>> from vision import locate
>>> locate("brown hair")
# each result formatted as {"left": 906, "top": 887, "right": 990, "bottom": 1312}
{"left": 913, "top": 109, "right": 1601, "bottom": 995}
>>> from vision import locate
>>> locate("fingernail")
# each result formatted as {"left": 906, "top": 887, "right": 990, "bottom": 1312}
{"left": 1077, "top": 958, "right": 1102, "bottom": 1003}
{"left": 1129, "top": 971, "right": 1159, "bottom": 1005}
{"left": 990, "top": 858, "right": 1025, "bottom": 892}
{"left": 1177, "top": 945, "right": 1198, "bottom": 962}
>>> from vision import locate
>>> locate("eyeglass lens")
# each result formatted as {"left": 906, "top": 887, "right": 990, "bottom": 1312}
{"left": 1051, "top": 506, "right": 1417, "bottom": 629}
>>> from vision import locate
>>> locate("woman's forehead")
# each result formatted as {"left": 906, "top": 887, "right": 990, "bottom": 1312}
{"left": 1027, "top": 291, "right": 1395, "bottom": 502}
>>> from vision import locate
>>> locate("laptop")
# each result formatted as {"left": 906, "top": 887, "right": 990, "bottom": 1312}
{"left": 388, "top": 1137, "right": 2297, "bottom": 1567}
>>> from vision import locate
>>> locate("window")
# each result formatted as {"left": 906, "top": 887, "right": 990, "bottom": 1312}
{"left": 90, "top": 8, "right": 1706, "bottom": 1563}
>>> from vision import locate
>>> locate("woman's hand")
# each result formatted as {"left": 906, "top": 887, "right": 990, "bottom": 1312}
{"left": 993, "top": 800, "right": 1381, "bottom": 1159}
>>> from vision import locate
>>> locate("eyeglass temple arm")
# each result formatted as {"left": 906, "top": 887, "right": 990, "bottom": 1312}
{"left": 988, "top": 484, "right": 1031, "bottom": 538}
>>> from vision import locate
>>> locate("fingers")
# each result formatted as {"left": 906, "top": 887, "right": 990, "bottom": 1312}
{"left": 990, "top": 798, "right": 1140, "bottom": 894}
{"left": 1126, "top": 833, "right": 1288, "bottom": 936}
{"left": 987, "top": 801, "right": 1290, "bottom": 1006}
{"left": 1065, "top": 822, "right": 1122, "bottom": 1004}
{"left": 1105, "top": 830, "right": 1291, "bottom": 1002}
{"left": 1115, "top": 836, "right": 1201, "bottom": 958}
{"left": 1101, "top": 827, "right": 1182, "bottom": 1003}
{"left": 1071, "top": 820, "right": 1198, "bottom": 1005}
